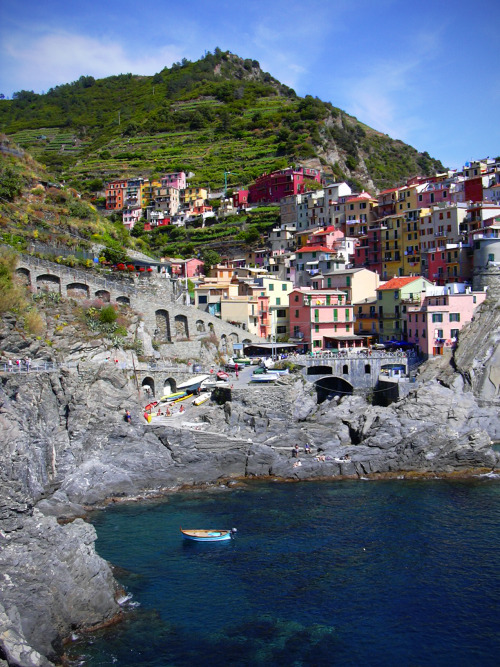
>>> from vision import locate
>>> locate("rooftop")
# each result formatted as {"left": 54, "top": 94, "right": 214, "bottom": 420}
{"left": 377, "top": 276, "right": 421, "bottom": 291}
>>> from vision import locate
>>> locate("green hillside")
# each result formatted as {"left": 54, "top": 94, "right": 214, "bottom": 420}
{"left": 0, "top": 50, "right": 444, "bottom": 193}
{"left": 0, "top": 142, "right": 148, "bottom": 264}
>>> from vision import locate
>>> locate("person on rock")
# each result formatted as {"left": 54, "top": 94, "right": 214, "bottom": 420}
{"left": 125, "top": 410, "right": 132, "bottom": 424}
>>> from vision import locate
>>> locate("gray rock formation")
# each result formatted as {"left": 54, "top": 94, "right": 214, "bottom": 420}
{"left": 1, "top": 294, "right": 499, "bottom": 665}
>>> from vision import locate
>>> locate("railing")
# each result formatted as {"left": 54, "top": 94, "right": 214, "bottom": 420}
{"left": 0, "top": 360, "right": 209, "bottom": 375}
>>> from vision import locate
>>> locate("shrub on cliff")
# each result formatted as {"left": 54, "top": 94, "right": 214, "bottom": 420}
{"left": 0, "top": 247, "right": 25, "bottom": 313}
{"left": 99, "top": 304, "right": 118, "bottom": 324}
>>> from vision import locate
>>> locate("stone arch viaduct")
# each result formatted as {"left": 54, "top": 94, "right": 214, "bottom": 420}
{"left": 301, "top": 355, "right": 414, "bottom": 401}
{"left": 15, "top": 253, "right": 260, "bottom": 349}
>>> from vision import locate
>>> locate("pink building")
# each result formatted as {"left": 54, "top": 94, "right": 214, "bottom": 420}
{"left": 122, "top": 207, "right": 143, "bottom": 231}
{"left": 161, "top": 172, "right": 186, "bottom": 190}
{"left": 248, "top": 167, "right": 321, "bottom": 205}
{"left": 407, "top": 288, "right": 486, "bottom": 356}
{"left": 417, "top": 182, "right": 451, "bottom": 207}
{"left": 290, "top": 288, "right": 362, "bottom": 352}
{"left": 169, "top": 258, "right": 204, "bottom": 278}
{"left": 309, "top": 226, "right": 345, "bottom": 249}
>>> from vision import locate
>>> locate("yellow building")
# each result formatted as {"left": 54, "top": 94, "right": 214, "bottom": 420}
{"left": 395, "top": 183, "right": 420, "bottom": 213}
{"left": 182, "top": 187, "right": 208, "bottom": 205}
{"left": 141, "top": 179, "right": 161, "bottom": 208}
{"left": 380, "top": 214, "right": 404, "bottom": 279}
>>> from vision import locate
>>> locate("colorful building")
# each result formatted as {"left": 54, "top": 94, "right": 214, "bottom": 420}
{"left": 407, "top": 286, "right": 486, "bottom": 356}
{"left": 376, "top": 276, "right": 433, "bottom": 342}
{"left": 248, "top": 167, "right": 321, "bottom": 205}
{"left": 105, "top": 180, "right": 128, "bottom": 210}
{"left": 289, "top": 288, "right": 362, "bottom": 351}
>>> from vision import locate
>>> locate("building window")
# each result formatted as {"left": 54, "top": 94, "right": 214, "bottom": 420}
{"left": 269, "top": 283, "right": 274, "bottom": 291}
{"left": 333, "top": 309, "right": 338, "bottom": 322}
{"left": 198, "top": 295, "right": 208, "bottom": 304}
{"left": 432, "top": 313, "right": 443, "bottom": 323}
{"left": 314, "top": 340, "right": 321, "bottom": 348}
{"left": 450, "top": 328, "right": 459, "bottom": 339}
{"left": 436, "top": 329, "right": 444, "bottom": 338}
{"left": 277, "top": 326, "right": 287, "bottom": 334}
{"left": 365, "top": 364, "right": 371, "bottom": 374}
{"left": 315, "top": 324, "right": 319, "bottom": 332}
{"left": 343, "top": 364, "right": 348, "bottom": 374}
{"left": 314, "top": 309, "right": 319, "bottom": 322}
{"left": 449, "top": 313, "right": 460, "bottom": 322}
{"left": 282, "top": 284, "right": 287, "bottom": 291}
{"left": 488, "top": 254, "right": 495, "bottom": 262}
{"left": 294, "top": 295, "right": 299, "bottom": 302}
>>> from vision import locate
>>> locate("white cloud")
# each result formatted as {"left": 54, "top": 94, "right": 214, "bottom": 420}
{"left": 334, "top": 38, "right": 440, "bottom": 142}
{"left": 2, "top": 31, "right": 184, "bottom": 94}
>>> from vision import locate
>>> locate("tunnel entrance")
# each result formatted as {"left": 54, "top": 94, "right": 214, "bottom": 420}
{"left": 314, "top": 376, "right": 354, "bottom": 404}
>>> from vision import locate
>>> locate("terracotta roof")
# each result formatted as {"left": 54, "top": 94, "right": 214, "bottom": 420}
{"left": 296, "top": 245, "right": 332, "bottom": 253}
{"left": 377, "top": 276, "right": 420, "bottom": 291}
{"left": 313, "top": 226, "right": 337, "bottom": 235}
{"left": 346, "top": 192, "right": 375, "bottom": 203}
{"left": 379, "top": 187, "right": 400, "bottom": 194}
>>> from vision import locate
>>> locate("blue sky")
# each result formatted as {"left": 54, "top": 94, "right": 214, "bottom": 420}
{"left": 1, "top": 0, "right": 499, "bottom": 171}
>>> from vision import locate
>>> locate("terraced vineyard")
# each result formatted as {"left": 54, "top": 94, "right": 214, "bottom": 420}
{"left": 0, "top": 50, "right": 445, "bottom": 193}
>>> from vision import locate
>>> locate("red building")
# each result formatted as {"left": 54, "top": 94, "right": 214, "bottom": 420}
{"left": 233, "top": 189, "right": 249, "bottom": 209}
{"left": 464, "top": 176, "right": 484, "bottom": 203}
{"left": 248, "top": 167, "right": 321, "bottom": 205}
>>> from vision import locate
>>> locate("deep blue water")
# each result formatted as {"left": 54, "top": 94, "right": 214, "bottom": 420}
{"left": 68, "top": 478, "right": 500, "bottom": 666}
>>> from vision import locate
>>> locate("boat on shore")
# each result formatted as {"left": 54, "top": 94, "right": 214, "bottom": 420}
{"left": 251, "top": 372, "right": 279, "bottom": 383}
{"left": 193, "top": 393, "right": 210, "bottom": 406}
{"left": 177, "top": 375, "right": 211, "bottom": 394}
{"left": 180, "top": 528, "right": 237, "bottom": 542}
{"left": 160, "top": 391, "right": 188, "bottom": 403}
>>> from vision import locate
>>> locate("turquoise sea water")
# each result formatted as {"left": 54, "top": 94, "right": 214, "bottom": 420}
{"left": 68, "top": 478, "right": 500, "bottom": 666}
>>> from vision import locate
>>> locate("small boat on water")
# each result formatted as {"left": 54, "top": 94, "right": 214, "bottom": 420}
{"left": 180, "top": 528, "right": 237, "bottom": 542}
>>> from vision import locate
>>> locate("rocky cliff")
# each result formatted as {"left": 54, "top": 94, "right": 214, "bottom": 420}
{"left": 1, "top": 298, "right": 499, "bottom": 665}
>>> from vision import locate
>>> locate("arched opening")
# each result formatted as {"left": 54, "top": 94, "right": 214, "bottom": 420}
{"left": 15, "top": 267, "right": 31, "bottom": 285}
{"left": 36, "top": 274, "right": 61, "bottom": 293}
{"left": 242, "top": 338, "right": 252, "bottom": 344}
{"left": 155, "top": 309, "right": 171, "bottom": 341}
{"left": 365, "top": 364, "right": 371, "bottom": 374}
{"left": 307, "top": 365, "right": 332, "bottom": 376}
{"left": 95, "top": 289, "right": 111, "bottom": 303}
{"left": 162, "top": 377, "right": 177, "bottom": 396}
{"left": 342, "top": 364, "right": 349, "bottom": 375}
{"left": 116, "top": 296, "right": 130, "bottom": 305}
{"left": 66, "top": 282, "right": 89, "bottom": 299}
{"left": 380, "top": 364, "right": 406, "bottom": 378}
{"left": 141, "top": 376, "right": 155, "bottom": 397}
{"left": 314, "top": 376, "right": 354, "bottom": 404}
{"left": 196, "top": 319, "right": 206, "bottom": 333}
{"left": 174, "top": 314, "right": 189, "bottom": 339}
{"left": 208, "top": 322, "right": 215, "bottom": 332}
{"left": 229, "top": 332, "right": 239, "bottom": 344}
